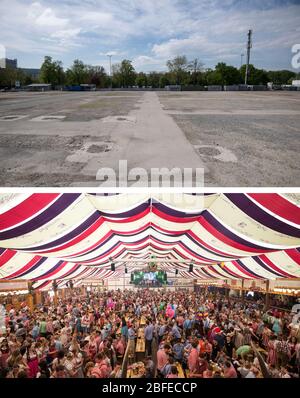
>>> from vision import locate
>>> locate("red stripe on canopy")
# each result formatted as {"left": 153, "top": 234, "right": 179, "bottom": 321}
{"left": 0, "top": 194, "right": 60, "bottom": 230}
{"left": 248, "top": 194, "right": 300, "bottom": 225}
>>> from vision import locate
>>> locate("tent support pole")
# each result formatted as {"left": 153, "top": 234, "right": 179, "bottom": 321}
{"left": 241, "top": 279, "right": 245, "bottom": 303}
{"left": 265, "top": 280, "right": 270, "bottom": 310}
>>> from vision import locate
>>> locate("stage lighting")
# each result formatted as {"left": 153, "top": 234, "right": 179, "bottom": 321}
{"left": 175, "top": 269, "right": 178, "bottom": 275}
{"left": 189, "top": 263, "right": 193, "bottom": 273}
{"left": 125, "top": 267, "right": 128, "bottom": 274}
{"left": 111, "top": 262, "right": 115, "bottom": 272}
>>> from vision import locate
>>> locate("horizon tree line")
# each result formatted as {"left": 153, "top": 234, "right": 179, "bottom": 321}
{"left": 0, "top": 55, "right": 299, "bottom": 89}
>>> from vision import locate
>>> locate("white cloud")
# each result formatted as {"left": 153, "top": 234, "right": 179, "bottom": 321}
{"left": 79, "top": 11, "right": 113, "bottom": 25}
{"left": 149, "top": 4, "right": 300, "bottom": 68}
{"left": 133, "top": 55, "right": 166, "bottom": 71}
{"left": 0, "top": 0, "right": 298, "bottom": 69}
{"left": 99, "top": 51, "right": 119, "bottom": 57}
{"left": 51, "top": 29, "right": 82, "bottom": 41}
{"left": 152, "top": 37, "right": 206, "bottom": 58}
{"left": 30, "top": 3, "right": 69, "bottom": 28}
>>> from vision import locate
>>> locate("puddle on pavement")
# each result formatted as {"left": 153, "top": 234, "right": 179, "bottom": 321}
{"left": 87, "top": 144, "right": 110, "bottom": 153}
{"left": 101, "top": 115, "right": 136, "bottom": 123}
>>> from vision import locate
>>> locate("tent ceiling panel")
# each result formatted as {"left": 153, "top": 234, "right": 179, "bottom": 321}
{"left": 0, "top": 193, "right": 299, "bottom": 283}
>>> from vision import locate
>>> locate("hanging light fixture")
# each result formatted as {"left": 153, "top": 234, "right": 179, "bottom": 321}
{"left": 110, "top": 257, "right": 115, "bottom": 272}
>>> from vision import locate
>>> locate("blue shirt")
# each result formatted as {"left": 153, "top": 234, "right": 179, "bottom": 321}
{"left": 173, "top": 343, "right": 184, "bottom": 361}
{"left": 144, "top": 324, "right": 154, "bottom": 340}
{"left": 183, "top": 319, "right": 192, "bottom": 330}
{"left": 55, "top": 340, "right": 63, "bottom": 351}
{"left": 159, "top": 325, "right": 167, "bottom": 336}
{"left": 121, "top": 325, "right": 128, "bottom": 337}
{"left": 162, "top": 363, "right": 172, "bottom": 377}
{"left": 128, "top": 328, "right": 135, "bottom": 340}
{"left": 135, "top": 306, "right": 141, "bottom": 316}
{"left": 172, "top": 325, "right": 181, "bottom": 339}
{"left": 32, "top": 325, "right": 39, "bottom": 339}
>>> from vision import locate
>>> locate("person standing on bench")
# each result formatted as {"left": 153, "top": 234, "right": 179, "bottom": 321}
{"left": 145, "top": 320, "right": 154, "bottom": 357}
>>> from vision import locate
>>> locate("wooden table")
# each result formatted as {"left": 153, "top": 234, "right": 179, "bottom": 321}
{"left": 126, "top": 369, "right": 144, "bottom": 378}
{"left": 136, "top": 328, "right": 145, "bottom": 353}
{"left": 176, "top": 362, "right": 185, "bottom": 378}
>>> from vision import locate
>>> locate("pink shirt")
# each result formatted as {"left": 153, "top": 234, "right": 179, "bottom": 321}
{"left": 188, "top": 348, "right": 199, "bottom": 372}
{"left": 224, "top": 366, "right": 237, "bottom": 378}
{"left": 95, "top": 336, "right": 101, "bottom": 348}
{"left": 157, "top": 349, "right": 168, "bottom": 371}
{"left": 116, "top": 340, "right": 125, "bottom": 355}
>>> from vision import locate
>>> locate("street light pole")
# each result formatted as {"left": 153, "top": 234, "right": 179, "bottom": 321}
{"left": 245, "top": 29, "right": 253, "bottom": 85}
{"left": 241, "top": 53, "right": 244, "bottom": 69}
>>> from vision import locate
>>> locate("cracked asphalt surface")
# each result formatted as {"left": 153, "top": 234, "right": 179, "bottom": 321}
{"left": 0, "top": 90, "right": 299, "bottom": 187}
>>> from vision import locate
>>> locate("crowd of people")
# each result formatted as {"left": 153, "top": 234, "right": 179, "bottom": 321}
{"left": 0, "top": 288, "right": 299, "bottom": 379}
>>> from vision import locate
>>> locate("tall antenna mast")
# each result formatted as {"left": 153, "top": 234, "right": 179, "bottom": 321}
{"left": 245, "top": 29, "right": 253, "bottom": 85}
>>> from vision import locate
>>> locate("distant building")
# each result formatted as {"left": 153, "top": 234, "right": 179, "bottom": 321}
{"left": 292, "top": 80, "right": 300, "bottom": 87}
{"left": 21, "top": 68, "right": 40, "bottom": 79}
{"left": 0, "top": 58, "right": 17, "bottom": 69}
{"left": 0, "top": 58, "right": 40, "bottom": 79}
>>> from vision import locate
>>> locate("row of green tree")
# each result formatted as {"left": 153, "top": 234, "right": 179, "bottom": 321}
{"left": 0, "top": 67, "right": 35, "bottom": 87}
{"left": 39, "top": 56, "right": 109, "bottom": 88}
{"left": 1, "top": 55, "right": 299, "bottom": 88}
{"left": 38, "top": 55, "right": 300, "bottom": 88}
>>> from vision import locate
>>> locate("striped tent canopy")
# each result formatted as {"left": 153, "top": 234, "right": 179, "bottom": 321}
{"left": 0, "top": 193, "right": 299, "bottom": 290}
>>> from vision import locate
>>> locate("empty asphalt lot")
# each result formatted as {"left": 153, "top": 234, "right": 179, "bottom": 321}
{"left": 0, "top": 90, "right": 299, "bottom": 187}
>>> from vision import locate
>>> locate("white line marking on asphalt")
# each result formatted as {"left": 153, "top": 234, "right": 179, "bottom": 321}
{"left": 0, "top": 115, "right": 28, "bottom": 121}
{"left": 30, "top": 115, "right": 66, "bottom": 121}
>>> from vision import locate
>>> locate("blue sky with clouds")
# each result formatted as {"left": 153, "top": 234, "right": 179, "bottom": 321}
{"left": 1, "top": 0, "right": 299, "bottom": 72}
